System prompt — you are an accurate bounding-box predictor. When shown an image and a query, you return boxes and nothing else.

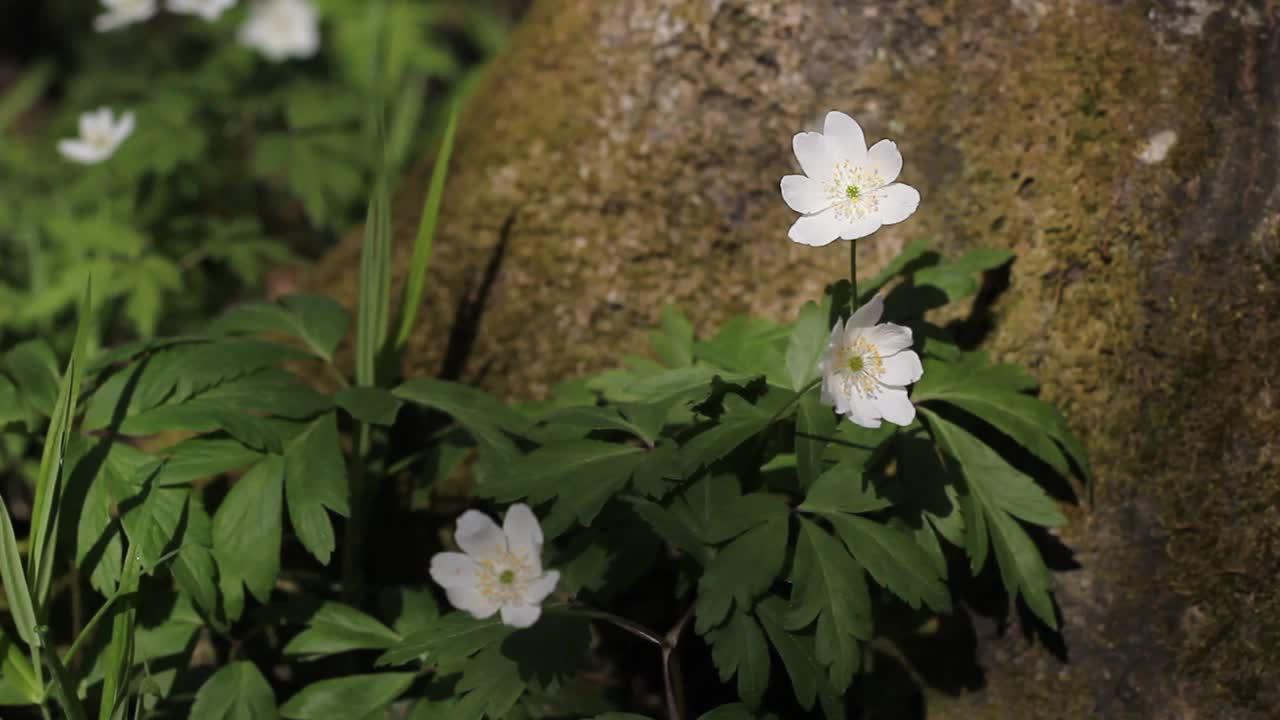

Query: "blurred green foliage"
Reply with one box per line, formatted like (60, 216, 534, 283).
(0, 0, 504, 346)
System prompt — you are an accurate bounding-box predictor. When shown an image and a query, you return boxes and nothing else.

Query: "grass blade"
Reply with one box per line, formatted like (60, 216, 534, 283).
(354, 1, 391, 388)
(394, 98, 459, 349)
(0, 494, 38, 649)
(43, 643, 88, 720)
(98, 550, 140, 720)
(27, 280, 92, 615)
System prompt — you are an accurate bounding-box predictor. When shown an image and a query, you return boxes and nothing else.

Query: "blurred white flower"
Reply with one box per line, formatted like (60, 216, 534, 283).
(238, 0, 321, 62)
(94, 0, 158, 32)
(818, 294, 923, 428)
(430, 504, 560, 629)
(781, 111, 921, 247)
(57, 108, 135, 165)
(167, 0, 237, 21)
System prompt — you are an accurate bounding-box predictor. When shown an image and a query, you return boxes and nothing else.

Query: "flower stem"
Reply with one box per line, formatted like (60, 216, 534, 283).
(564, 606, 663, 647)
(849, 238, 859, 315)
(341, 424, 371, 604)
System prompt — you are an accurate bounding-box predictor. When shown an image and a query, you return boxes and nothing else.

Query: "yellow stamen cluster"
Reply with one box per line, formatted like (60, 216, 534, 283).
(824, 159, 884, 222)
(475, 550, 533, 603)
(837, 333, 885, 398)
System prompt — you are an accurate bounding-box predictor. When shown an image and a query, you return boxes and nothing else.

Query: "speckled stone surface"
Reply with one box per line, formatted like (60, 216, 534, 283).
(310, 1, 1280, 717)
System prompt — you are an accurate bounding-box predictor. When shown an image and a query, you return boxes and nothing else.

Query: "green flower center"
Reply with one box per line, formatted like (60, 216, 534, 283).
(498, 570, 516, 585)
(845, 185, 861, 200)
(847, 355, 865, 373)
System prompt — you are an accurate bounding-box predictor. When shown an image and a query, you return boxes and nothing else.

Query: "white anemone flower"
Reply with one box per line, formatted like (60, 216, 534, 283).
(94, 0, 158, 32)
(818, 294, 924, 429)
(58, 108, 135, 165)
(430, 504, 560, 629)
(166, 0, 238, 21)
(238, 0, 321, 62)
(781, 111, 921, 247)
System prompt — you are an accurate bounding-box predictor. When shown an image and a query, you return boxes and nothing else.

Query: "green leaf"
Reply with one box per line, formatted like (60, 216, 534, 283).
(538, 406, 655, 446)
(285, 602, 401, 657)
(754, 597, 842, 718)
(28, 281, 91, 613)
(73, 449, 124, 594)
(213, 457, 284, 603)
(920, 408, 1066, 527)
(694, 316, 789, 379)
(787, 520, 870, 691)
(0, 494, 38, 648)
(828, 514, 950, 612)
(284, 414, 350, 565)
(394, 378, 530, 466)
(0, 626, 40, 704)
(678, 394, 775, 476)
(190, 661, 278, 720)
(480, 440, 647, 537)
(3, 339, 59, 417)
(911, 247, 1013, 302)
(799, 465, 890, 515)
(650, 305, 695, 368)
(695, 515, 788, 633)
(795, 391, 835, 490)
(859, 238, 929, 301)
(914, 354, 1088, 479)
(706, 610, 770, 707)
(628, 497, 711, 566)
(280, 673, 416, 720)
(376, 612, 510, 670)
(334, 386, 403, 425)
(785, 301, 827, 391)
(158, 436, 265, 485)
(397, 100, 458, 347)
(210, 295, 350, 361)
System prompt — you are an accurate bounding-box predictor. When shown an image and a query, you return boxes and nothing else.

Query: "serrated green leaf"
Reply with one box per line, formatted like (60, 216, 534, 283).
(284, 414, 350, 565)
(695, 515, 788, 633)
(911, 247, 1013, 302)
(394, 378, 530, 464)
(157, 436, 265, 485)
(787, 520, 870, 691)
(754, 597, 842, 718)
(213, 457, 284, 603)
(480, 440, 646, 537)
(914, 354, 1088, 479)
(376, 612, 510, 670)
(280, 673, 415, 720)
(538, 406, 654, 446)
(678, 394, 775, 476)
(190, 661, 278, 720)
(795, 391, 836, 490)
(285, 602, 401, 657)
(859, 238, 930, 301)
(828, 514, 950, 612)
(628, 497, 711, 566)
(799, 465, 890, 515)
(785, 301, 827, 391)
(334, 386, 403, 425)
(209, 294, 349, 360)
(3, 339, 58, 417)
(650, 305, 695, 368)
(694, 316, 789, 379)
(706, 611, 770, 707)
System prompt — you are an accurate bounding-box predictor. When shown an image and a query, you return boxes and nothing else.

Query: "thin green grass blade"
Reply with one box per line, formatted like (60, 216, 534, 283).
(355, 1, 392, 388)
(27, 280, 92, 615)
(394, 98, 459, 349)
(97, 550, 139, 720)
(0, 61, 52, 132)
(0, 494, 38, 650)
(43, 642, 87, 720)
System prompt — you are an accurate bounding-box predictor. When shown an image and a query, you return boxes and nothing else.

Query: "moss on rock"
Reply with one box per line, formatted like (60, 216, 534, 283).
(310, 1, 1280, 716)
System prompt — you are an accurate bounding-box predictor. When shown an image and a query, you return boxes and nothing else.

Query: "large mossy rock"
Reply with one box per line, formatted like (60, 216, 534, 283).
(311, 1, 1280, 717)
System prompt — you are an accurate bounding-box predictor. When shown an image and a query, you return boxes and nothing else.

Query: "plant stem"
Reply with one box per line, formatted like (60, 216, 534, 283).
(849, 238, 859, 315)
(341, 424, 371, 604)
(661, 605, 695, 720)
(565, 606, 663, 647)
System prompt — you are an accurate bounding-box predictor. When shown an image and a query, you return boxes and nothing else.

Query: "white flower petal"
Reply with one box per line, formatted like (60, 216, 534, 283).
(865, 139, 903, 185)
(880, 350, 923, 385)
(502, 503, 543, 554)
(873, 184, 921, 225)
(847, 294, 885, 329)
(844, 398, 883, 429)
(873, 386, 916, 426)
(500, 604, 542, 629)
(521, 570, 560, 605)
(788, 208, 848, 247)
(445, 587, 500, 620)
(839, 214, 883, 241)
(113, 111, 136, 145)
(428, 552, 479, 589)
(792, 131, 833, 181)
(780, 175, 830, 214)
(823, 111, 867, 166)
(866, 322, 913, 355)
(454, 510, 507, 561)
(58, 140, 106, 165)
